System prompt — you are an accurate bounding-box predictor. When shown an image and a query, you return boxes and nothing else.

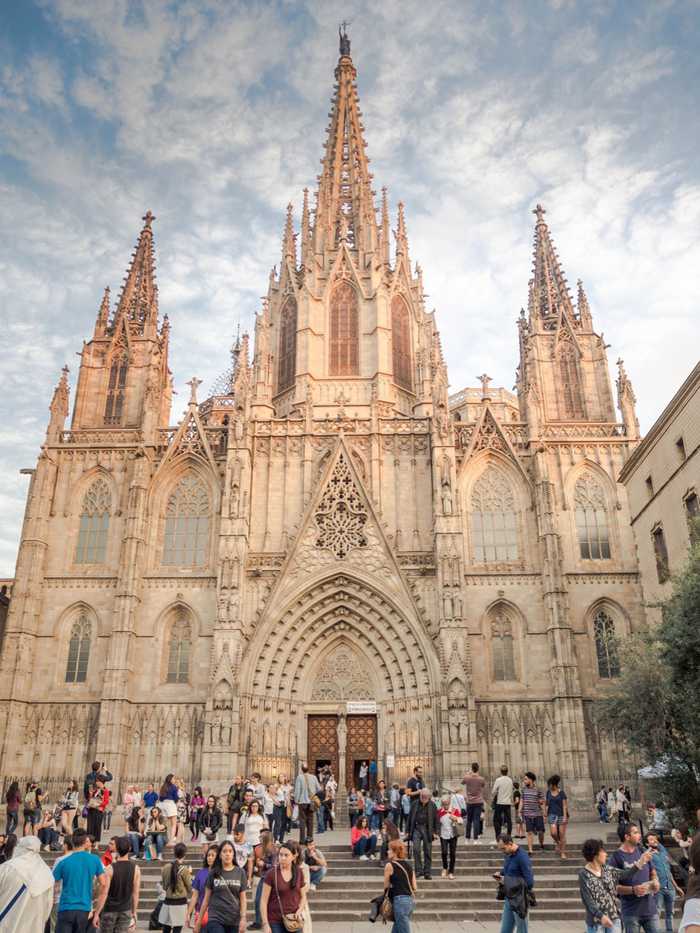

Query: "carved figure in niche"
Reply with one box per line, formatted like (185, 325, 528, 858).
(440, 457, 453, 514)
(248, 719, 257, 753)
(399, 721, 407, 754)
(442, 591, 453, 620)
(410, 721, 419, 752)
(386, 722, 395, 754)
(458, 709, 469, 744)
(336, 714, 347, 748)
(217, 595, 229, 621)
(275, 720, 285, 751)
(448, 708, 460, 745)
(289, 724, 298, 755)
(263, 720, 272, 753)
(213, 679, 233, 711)
(453, 591, 463, 619)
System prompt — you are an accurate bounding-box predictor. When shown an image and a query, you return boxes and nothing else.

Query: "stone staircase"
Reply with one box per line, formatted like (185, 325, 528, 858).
(41, 839, 681, 926)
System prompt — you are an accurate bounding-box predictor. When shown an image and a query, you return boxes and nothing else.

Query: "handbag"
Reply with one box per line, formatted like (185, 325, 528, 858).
(381, 859, 411, 923)
(274, 866, 304, 932)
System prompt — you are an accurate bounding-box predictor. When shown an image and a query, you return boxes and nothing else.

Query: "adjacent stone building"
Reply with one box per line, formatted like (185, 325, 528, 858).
(0, 32, 647, 798)
(619, 362, 700, 624)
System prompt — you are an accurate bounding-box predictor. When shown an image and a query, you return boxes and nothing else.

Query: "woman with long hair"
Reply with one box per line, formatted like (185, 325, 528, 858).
(351, 815, 377, 859)
(4, 782, 21, 836)
(194, 839, 248, 933)
(159, 773, 179, 845)
(383, 839, 418, 933)
(59, 780, 79, 838)
(189, 786, 206, 842)
(198, 795, 223, 852)
(578, 837, 652, 933)
(187, 842, 218, 930)
(158, 840, 192, 933)
(146, 805, 168, 861)
(0, 833, 18, 863)
(260, 839, 307, 933)
(545, 774, 570, 859)
(244, 798, 268, 850)
(126, 804, 144, 857)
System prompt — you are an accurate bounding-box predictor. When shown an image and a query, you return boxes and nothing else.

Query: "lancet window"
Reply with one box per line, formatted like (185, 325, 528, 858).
(65, 615, 92, 683)
(162, 474, 210, 567)
(166, 613, 191, 683)
(391, 295, 412, 390)
(75, 478, 111, 564)
(278, 298, 297, 392)
(594, 609, 620, 678)
(490, 605, 516, 682)
(329, 282, 359, 375)
(557, 340, 584, 419)
(471, 468, 519, 562)
(105, 353, 128, 425)
(574, 473, 611, 560)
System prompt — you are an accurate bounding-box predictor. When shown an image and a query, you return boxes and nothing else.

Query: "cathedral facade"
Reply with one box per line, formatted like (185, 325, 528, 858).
(0, 35, 645, 800)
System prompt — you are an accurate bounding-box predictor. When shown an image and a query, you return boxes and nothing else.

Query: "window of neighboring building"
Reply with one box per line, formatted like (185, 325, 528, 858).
(277, 297, 297, 392)
(105, 353, 128, 425)
(491, 605, 516, 681)
(65, 616, 92, 683)
(645, 475, 654, 499)
(574, 473, 611, 560)
(593, 609, 620, 679)
(166, 614, 191, 683)
(329, 281, 359, 375)
(652, 524, 670, 583)
(471, 467, 519, 562)
(675, 436, 686, 462)
(391, 295, 412, 391)
(75, 478, 111, 564)
(685, 491, 699, 545)
(162, 474, 210, 567)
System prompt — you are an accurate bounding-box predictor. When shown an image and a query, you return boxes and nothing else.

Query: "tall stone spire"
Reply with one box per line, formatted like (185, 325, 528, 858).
(47, 365, 70, 441)
(529, 204, 575, 325)
(282, 202, 296, 266)
(94, 286, 110, 337)
(300, 188, 312, 267)
(576, 278, 593, 329)
(616, 358, 640, 440)
(114, 211, 159, 335)
(313, 27, 378, 255)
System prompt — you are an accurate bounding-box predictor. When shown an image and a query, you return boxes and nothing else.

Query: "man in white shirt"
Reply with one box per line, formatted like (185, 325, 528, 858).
(491, 764, 514, 840)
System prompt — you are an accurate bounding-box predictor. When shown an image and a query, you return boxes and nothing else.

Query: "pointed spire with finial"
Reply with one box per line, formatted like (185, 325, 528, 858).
(576, 278, 593, 329)
(47, 365, 70, 440)
(529, 204, 575, 325)
(300, 187, 312, 267)
(313, 26, 378, 255)
(616, 358, 639, 440)
(379, 187, 390, 265)
(395, 201, 410, 264)
(94, 286, 110, 337)
(114, 211, 159, 335)
(282, 202, 296, 267)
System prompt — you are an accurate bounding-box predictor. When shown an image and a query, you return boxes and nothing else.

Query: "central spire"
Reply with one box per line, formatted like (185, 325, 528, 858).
(313, 28, 378, 256)
(529, 204, 575, 326)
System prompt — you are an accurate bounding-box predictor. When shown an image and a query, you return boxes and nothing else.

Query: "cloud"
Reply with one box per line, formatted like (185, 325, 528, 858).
(0, 0, 698, 573)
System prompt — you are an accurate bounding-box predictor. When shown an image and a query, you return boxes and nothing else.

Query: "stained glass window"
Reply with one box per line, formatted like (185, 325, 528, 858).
(594, 609, 620, 678)
(574, 473, 611, 560)
(278, 298, 297, 392)
(65, 616, 91, 683)
(75, 478, 111, 564)
(167, 614, 191, 683)
(471, 468, 519, 562)
(391, 295, 412, 390)
(105, 353, 128, 425)
(558, 341, 584, 419)
(329, 282, 359, 375)
(491, 606, 516, 681)
(163, 474, 210, 567)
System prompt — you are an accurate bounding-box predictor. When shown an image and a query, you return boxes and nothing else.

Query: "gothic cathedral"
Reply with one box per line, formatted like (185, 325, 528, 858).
(0, 33, 645, 801)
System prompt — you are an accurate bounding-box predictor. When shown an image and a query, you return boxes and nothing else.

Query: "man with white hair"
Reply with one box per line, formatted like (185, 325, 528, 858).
(0, 834, 54, 931)
(406, 786, 438, 880)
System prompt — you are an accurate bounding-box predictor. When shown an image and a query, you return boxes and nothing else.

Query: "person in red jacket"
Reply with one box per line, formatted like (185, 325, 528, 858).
(87, 776, 110, 842)
(350, 816, 378, 860)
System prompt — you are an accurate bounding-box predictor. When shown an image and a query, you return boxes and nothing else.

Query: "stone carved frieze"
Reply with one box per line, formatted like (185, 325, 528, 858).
(311, 643, 373, 701)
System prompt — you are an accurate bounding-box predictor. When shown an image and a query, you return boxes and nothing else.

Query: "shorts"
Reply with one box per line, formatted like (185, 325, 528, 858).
(23, 811, 39, 825)
(547, 814, 566, 826)
(159, 798, 177, 819)
(524, 815, 544, 833)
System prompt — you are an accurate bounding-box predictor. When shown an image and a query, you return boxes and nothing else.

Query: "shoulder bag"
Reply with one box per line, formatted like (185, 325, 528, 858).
(381, 859, 412, 922)
(305, 774, 321, 812)
(274, 867, 304, 932)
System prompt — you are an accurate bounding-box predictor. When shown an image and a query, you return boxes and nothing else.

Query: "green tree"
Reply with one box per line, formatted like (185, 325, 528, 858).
(597, 528, 700, 821)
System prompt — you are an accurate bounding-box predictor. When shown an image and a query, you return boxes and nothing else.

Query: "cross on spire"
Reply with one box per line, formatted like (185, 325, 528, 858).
(477, 373, 492, 397)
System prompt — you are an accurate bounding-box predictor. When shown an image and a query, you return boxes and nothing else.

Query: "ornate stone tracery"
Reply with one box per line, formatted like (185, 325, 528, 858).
(314, 453, 368, 559)
(311, 642, 373, 700)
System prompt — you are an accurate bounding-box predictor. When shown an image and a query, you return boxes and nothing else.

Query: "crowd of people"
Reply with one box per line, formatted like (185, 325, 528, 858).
(0, 758, 698, 933)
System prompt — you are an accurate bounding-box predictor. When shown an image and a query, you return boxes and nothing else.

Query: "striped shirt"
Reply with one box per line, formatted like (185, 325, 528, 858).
(520, 785, 543, 818)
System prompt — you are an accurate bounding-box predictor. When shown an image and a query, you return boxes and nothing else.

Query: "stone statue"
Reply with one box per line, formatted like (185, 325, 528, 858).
(441, 485, 453, 515)
(339, 23, 351, 56)
(448, 707, 460, 745)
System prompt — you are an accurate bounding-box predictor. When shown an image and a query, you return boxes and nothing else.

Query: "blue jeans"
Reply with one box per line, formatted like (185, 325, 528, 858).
(353, 835, 377, 857)
(56, 912, 92, 933)
(148, 832, 165, 856)
(255, 874, 264, 924)
(270, 924, 289, 933)
(316, 806, 326, 833)
(207, 923, 238, 933)
(310, 865, 327, 886)
(466, 803, 483, 840)
(128, 831, 141, 856)
(622, 917, 660, 933)
(587, 922, 622, 933)
(656, 889, 675, 933)
(500, 899, 528, 933)
(391, 894, 415, 933)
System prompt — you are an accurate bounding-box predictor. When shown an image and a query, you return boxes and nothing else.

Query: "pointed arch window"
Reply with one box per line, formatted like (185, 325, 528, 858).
(75, 478, 111, 564)
(574, 473, 611, 560)
(557, 340, 584, 419)
(471, 467, 519, 562)
(491, 605, 516, 681)
(594, 609, 620, 678)
(278, 297, 297, 392)
(329, 281, 359, 375)
(391, 295, 412, 391)
(166, 613, 191, 683)
(162, 474, 210, 567)
(65, 615, 92, 683)
(105, 353, 128, 425)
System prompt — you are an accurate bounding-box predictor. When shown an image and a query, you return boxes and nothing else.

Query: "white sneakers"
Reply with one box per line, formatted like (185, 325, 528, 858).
(359, 854, 369, 860)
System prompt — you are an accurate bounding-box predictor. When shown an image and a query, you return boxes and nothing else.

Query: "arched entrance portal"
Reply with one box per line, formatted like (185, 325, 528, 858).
(241, 573, 441, 787)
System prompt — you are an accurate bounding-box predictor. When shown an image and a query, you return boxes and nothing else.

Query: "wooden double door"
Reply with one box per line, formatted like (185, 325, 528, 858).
(307, 714, 377, 789)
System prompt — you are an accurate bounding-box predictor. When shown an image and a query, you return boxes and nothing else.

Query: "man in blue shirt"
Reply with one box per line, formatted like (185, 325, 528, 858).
(53, 828, 109, 933)
(143, 783, 159, 810)
(496, 833, 534, 933)
(646, 831, 684, 933)
(609, 822, 661, 933)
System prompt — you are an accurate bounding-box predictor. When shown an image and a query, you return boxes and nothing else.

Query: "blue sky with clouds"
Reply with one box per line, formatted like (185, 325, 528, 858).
(1, 0, 699, 576)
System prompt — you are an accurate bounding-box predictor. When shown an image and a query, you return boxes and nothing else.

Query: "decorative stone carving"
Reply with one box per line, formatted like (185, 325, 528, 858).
(315, 453, 368, 559)
(311, 643, 373, 701)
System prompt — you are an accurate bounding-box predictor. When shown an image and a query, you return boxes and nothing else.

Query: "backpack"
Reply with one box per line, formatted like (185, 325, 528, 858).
(24, 790, 36, 809)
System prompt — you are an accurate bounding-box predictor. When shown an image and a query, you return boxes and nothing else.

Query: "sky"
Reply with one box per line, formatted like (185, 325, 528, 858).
(1, 0, 699, 576)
